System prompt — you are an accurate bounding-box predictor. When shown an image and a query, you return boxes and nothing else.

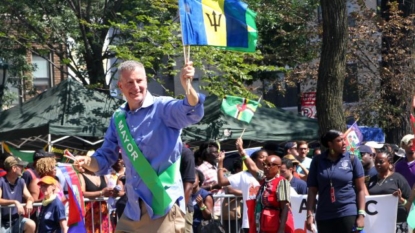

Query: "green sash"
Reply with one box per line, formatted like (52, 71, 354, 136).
(114, 110, 180, 216)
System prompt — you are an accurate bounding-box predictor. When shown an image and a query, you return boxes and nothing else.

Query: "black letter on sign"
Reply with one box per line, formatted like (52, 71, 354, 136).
(299, 199, 307, 213)
(366, 200, 378, 215)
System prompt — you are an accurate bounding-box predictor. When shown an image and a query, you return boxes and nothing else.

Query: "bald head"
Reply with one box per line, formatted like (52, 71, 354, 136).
(267, 155, 281, 164)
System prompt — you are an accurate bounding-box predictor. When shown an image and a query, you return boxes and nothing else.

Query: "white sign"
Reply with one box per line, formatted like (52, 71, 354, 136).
(290, 194, 398, 233)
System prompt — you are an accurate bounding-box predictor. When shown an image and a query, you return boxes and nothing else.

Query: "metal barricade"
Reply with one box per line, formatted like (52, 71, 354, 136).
(212, 194, 244, 233)
(0, 197, 113, 233)
(0, 195, 244, 233)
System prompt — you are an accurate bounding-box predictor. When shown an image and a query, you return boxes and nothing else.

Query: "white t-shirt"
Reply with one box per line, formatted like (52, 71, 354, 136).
(227, 171, 260, 228)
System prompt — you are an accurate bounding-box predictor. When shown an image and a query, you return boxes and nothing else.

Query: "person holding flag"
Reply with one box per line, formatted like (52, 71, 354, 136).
(73, 60, 204, 233)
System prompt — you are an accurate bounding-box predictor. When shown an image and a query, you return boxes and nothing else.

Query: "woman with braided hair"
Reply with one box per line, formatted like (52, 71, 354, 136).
(367, 151, 411, 233)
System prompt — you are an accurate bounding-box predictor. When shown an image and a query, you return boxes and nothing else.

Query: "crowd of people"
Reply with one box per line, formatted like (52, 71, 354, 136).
(0, 59, 414, 233)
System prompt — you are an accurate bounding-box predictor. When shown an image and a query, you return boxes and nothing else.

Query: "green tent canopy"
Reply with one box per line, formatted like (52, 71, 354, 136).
(0, 81, 318, 150)
(0, 78, 121, 141)
(182, 96, 319, 143)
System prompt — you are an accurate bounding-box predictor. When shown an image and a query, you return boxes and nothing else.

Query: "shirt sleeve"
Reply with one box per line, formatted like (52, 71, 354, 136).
(277, 179, 291, 202)
(352, 155, 364, 179)
(307, 156, 319, 188)
(228, 172, 243, 190)
(93, 117, 120, 176)
(180, 148, 196, 183)
(397, 173, 411, 199)
(160, 94, 205, 129)
(56, 200, 67, 221)
(298, 180, 308, 195)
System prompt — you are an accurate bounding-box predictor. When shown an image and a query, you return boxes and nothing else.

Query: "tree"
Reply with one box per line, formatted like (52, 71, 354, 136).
(345, 0, 415, 143)
(378, 0, 415, 142)
(316, 0, 348, 133)
(0, 0, 319, 105)
(0, 0, 131, 86)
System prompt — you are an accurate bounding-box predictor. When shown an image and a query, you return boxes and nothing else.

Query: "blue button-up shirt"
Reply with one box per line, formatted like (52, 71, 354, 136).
(93, 91, 205, 220)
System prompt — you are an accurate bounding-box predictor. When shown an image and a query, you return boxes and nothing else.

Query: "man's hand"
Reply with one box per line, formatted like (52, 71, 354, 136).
(25, 201, 33, 214)
(217, 151, 225, 164)
(180, 61, 195, 92)
(15, 201, 25, 215)
(235, 137, 244, 154)
(73, 156, 91, 173)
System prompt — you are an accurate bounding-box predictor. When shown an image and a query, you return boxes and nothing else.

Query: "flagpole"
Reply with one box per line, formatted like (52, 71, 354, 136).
(240, 127, 246, 138)
(344, 118, 360, 135)
(186, 46, 191, 94)
(181, 45, 191, 95)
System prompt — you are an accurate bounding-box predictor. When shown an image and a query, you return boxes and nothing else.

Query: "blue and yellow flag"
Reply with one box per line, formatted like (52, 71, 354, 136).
(179, 0, 257, 52)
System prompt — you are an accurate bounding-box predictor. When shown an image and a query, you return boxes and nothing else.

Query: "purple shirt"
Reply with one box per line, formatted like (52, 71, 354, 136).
(395, 158, 415, 187)
(93, 92, 205, 220)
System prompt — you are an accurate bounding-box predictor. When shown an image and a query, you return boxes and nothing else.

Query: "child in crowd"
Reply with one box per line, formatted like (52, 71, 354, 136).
(37, 176, 68, 233)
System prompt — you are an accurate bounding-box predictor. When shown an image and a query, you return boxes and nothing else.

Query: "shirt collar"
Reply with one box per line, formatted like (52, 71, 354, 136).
(121, 91, 154, 112)
(321, 150, 347, 160)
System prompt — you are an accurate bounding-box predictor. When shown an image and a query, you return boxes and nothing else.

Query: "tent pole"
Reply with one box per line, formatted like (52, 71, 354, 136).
(48, 134, 52, 152)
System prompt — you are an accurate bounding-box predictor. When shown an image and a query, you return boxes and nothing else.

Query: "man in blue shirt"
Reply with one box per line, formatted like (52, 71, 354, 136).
(280, 159, 308, 194)
(74, 60, 204, 233)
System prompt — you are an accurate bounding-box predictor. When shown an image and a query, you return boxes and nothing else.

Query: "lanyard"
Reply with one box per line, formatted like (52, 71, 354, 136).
(325, 159, 337, 203)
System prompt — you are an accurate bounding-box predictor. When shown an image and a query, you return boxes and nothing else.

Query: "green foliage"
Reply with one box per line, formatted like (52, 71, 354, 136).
(0, 0, 319, 105)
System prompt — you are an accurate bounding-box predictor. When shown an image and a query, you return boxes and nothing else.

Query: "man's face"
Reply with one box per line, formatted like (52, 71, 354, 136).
(206, 146, 219, 164)
(279, 164, 291, 179)
(360, 152, 373, 167)
(297, 144, 309, 158)
(403, 140, 414, 154)
(13, 165, 24, 176)
(118, 68, 148, 106)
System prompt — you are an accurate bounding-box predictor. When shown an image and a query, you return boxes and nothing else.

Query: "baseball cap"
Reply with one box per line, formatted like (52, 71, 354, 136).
(400, 134, 414, 147)
(284, 142, 296, 150)
(395, 148, 406, 158)
(364, 141, 384, 149)
(37, 176, 57, 186)
(283, 154, 300, 165)
(4, 156, 29, 170)
(358, 145, 373, 154)
(33, 150, 55, 161)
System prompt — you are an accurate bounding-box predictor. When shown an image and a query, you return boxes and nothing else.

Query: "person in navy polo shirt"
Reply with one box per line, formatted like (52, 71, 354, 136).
(306, 130, 366, 233)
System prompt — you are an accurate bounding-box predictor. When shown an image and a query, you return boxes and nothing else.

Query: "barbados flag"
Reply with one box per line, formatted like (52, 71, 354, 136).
(179, 0, 257, 52)
(221, 95, 259, 123)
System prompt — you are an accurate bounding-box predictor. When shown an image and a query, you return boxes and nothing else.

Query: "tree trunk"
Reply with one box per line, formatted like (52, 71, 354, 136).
(316, 0, 348, 134)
